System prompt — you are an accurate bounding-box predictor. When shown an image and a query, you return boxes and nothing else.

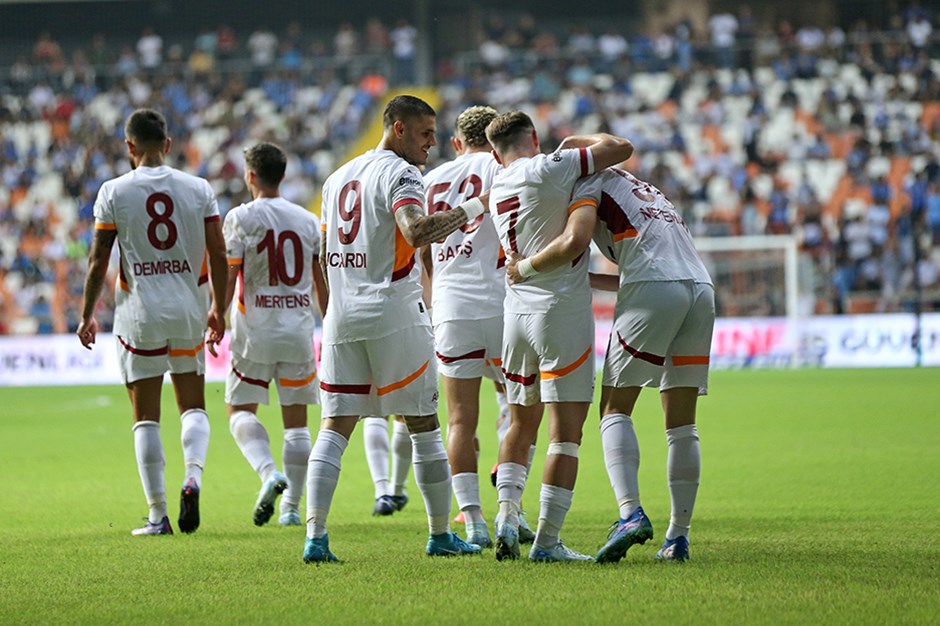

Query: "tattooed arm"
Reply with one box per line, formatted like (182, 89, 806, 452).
(395, 191, 490, 249)
(77, 228, 117, 349)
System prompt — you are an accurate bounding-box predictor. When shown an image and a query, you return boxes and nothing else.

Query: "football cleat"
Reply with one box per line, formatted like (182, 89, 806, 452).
(655, 536, 690, 562)
(426, 532, 482, 557)
(303, 534, 339, 563)
(466, 522, 493, 548)
(595, 506, 654, 563)
(390, 494, 409, 512)
(178, 478, 200, 534)
(518, 511, 536, 544)
(253, 471, 288, 526)
(131, 516, 173, 536)
(490, 463, 498, 487)
(372, 495, 397, 516)
(279, 509, 302, 526)
(494, 524, 520, 561)
(529, 541, 594, 563)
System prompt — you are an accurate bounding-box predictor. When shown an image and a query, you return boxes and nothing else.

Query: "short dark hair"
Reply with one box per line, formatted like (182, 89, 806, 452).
(485, 111, 534, 153)
(456, 105, 498, 148)
(243, 142, 287, 187)
(383, 95, 436, 129)
(124, 108, 168, 146)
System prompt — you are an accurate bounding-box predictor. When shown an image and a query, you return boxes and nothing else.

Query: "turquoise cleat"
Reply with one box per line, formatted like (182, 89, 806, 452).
(494, 524, 520, 561)
(278, 509, 302, 526)
(466, 522, 493, 548)
(595, 506, 654, 563)
(253, 471, 288, 526)
(426, 532, 482, 556)
(303, 534, 339, 563)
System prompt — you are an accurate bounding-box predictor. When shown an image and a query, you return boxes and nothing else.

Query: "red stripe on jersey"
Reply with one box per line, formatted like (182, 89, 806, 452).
(436, 349, 486, 364)
(501, 368, 538, 386)
(232, 366, 270, 389)
(320, 381, 372, 394)
(579, 148, 589, 177)
(598, 191, 636, 239)
(392, 198, 423, 213)
(118, 246, 129, 292)
(118, 336, 169, 357)
(204, 215, 221, 223)
(616, 332, 665, 366)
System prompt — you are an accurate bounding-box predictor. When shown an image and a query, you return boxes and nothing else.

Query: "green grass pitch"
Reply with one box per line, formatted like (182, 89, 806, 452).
(1, 368, 938, 625)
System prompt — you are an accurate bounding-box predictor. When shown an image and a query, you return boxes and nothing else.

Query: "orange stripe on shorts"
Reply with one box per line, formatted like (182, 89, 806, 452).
(671, 355, 709, 366)
(540, 347, 592, 380)
(377, 360, 429, 396)
(169, 341, 205, 358)
(279, 370, 318, 388)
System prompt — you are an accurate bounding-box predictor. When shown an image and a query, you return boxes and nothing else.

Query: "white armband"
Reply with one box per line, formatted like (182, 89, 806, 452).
(460, 197, 485, 222)
(517, 258, 539, 278)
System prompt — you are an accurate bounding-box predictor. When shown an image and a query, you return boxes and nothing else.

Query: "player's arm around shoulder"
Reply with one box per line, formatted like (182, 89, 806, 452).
(395, 191, 490, 249)
(505, 199, 597, 284)
(559, 133, 634, 172)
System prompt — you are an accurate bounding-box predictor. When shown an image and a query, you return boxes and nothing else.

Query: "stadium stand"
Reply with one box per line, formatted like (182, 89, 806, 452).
(1, 8, 939, 333)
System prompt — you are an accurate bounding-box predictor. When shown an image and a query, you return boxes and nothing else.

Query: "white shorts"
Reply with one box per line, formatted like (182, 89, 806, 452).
(226, 354, 319, 406)
(603, 281, 715, 395)
(434, 316, 504, 381)
(502, 307, 595, 406)
(116, 335, 205, 385)
(319, 325, 439, 418)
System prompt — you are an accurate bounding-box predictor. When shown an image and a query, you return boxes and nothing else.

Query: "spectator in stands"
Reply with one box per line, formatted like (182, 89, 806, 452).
(390, 19, 418, 86)
(136, 28, 163, 70)
(708, 11, 737, 68)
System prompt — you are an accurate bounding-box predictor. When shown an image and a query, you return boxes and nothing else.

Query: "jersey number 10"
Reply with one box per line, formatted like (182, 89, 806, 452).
(258, 229, 303, 286)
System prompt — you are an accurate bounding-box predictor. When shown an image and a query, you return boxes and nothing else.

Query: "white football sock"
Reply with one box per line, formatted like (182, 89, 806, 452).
(305, 429, 348, 538)
(133, 420, 166, 523)
(453, 472, 485, 525)
(496, 462, 527, 529)
(391, 420, 412, 496)
(229, 410, 277, 483)
(281, 426, 311, 513)
(411, 429, 452, 536)
(361, 417, 391, 499)
(495, 390, 510, 445)
(534, 483, 573, 549)
(180, 408, 210, 487)
(600, 413, 641, 519)
(665, 424, 700, 540)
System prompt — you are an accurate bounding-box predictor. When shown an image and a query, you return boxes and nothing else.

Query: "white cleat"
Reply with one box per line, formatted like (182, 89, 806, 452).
(528, 541, 594, 563)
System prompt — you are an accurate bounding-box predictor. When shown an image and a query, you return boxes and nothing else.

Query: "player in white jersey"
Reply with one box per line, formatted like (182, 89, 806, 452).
(420, 105, 510, 547)
(485, 111, 634, 562)
(507, 164, 714, 563)
(208, 143, 327, 528)
(78, 108, 227, 536)
(303, 95, 492, 562)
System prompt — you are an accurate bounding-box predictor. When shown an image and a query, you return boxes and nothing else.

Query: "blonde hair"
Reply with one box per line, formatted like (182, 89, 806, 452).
(456, 105, 498, 148)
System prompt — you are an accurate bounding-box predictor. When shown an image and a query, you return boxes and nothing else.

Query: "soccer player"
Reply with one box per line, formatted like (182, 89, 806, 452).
(507, 164, 714, 563)
(362, 415, 412, 516)
(304, 95, 490, 562)
(421, 104, 507, 547)
(78, 108, 227, 536)
(210, 142, 327, 528)
(485, 111, 633, 562)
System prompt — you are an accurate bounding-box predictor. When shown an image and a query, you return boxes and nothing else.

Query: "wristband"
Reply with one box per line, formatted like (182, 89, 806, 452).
(518, 258, 539, 278)
(460, 197, 485, 221)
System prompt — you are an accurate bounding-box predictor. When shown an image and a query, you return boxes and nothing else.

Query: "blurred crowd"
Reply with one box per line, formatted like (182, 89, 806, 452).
(1, 6, 939, 334)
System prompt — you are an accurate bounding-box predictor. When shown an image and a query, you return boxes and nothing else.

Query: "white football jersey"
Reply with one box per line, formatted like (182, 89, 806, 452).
(576, 167, 712, 285)
(94, 165, 218, 342)
(320, 149, 428, 343)
(488, 148, 595, 314)
(224, 196, 320, 364)
(424, 151, 504, 323)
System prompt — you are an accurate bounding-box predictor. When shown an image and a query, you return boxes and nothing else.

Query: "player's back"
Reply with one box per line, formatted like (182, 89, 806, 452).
(320, 149, 426, 342)
(95, 165, 218, 342)
(489, 149, 594, 314)
(424, 151, 504, 323)
(226, 196, 319, 363)
(584, 168, 711, 285)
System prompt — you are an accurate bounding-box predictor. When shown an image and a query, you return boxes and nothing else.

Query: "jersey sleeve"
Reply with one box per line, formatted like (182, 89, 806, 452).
(389, 164, 426, 214)
(203, 180, 221, 224)
(222, 209, 245, 265)
(544, 148, 595, 193)
(310, 213, 322, 254)
(569, 174, 603, 212)
(92, 183, 116, 231)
